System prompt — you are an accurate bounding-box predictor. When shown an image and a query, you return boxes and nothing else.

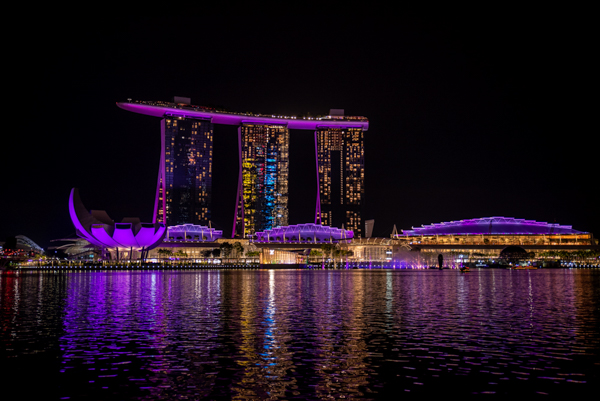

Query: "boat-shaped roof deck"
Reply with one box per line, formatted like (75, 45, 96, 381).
(117, 100, 369, 131)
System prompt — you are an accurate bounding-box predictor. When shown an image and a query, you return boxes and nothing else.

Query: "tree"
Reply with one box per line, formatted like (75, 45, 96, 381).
(321, 244, 335, 258)
(157, 248, 173, 257)
(212, 248, 221, 258)
(309, 249, 322, 261)
(320, 244, 336, 266)
(343, 250, 353, 264)
(220, 242, 233, 258)
(246, 250, 260, 258)
(330, 249, 352, 267)
(233, 242, 244, 258)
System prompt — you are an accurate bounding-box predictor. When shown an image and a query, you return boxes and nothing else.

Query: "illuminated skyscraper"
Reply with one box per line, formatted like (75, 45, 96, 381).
(117, 100, 368, 238)
(233, 124, 289, 237)
(315, 125, 364, 237)
(154, 116, 213, 226)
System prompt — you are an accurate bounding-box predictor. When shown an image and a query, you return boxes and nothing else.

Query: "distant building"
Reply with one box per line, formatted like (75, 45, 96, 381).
(48, 238, 99, 259)
(0, 235, 44, 256)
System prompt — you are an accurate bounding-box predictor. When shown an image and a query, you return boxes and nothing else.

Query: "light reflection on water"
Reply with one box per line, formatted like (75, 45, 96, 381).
(1, 269, 599, 399)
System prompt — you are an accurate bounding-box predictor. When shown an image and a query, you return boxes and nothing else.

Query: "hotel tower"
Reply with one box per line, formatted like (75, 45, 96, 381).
(155, 115, 213, 226)
(117, 100, 368, 237)
(233, 124, 289, 238)
(316, 125, 365, 236)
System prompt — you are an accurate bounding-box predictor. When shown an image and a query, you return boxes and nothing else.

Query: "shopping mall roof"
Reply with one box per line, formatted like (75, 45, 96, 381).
(401, 217, 587, 236)
(255, 223, 354, 243)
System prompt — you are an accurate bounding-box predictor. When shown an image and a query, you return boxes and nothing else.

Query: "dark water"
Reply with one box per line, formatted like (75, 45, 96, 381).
(2, 269, 599, 399)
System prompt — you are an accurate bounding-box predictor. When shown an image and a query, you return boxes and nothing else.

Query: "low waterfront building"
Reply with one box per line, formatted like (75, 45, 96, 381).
(391, 216, 599, 265)
(146, 238, 257, 262)
(339, 237, 395, 263)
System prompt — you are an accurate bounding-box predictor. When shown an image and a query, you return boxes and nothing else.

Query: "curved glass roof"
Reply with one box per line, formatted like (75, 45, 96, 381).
(401, 217, 586, 236)
(256, 223, 353, 242)
(165, 224, 223, 241)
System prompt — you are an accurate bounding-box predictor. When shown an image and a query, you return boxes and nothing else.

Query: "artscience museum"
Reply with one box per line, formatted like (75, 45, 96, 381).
(69, 188, 166, 260)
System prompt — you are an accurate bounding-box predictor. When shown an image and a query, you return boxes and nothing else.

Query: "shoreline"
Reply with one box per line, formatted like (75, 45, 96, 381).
(4, 263, 599, 271)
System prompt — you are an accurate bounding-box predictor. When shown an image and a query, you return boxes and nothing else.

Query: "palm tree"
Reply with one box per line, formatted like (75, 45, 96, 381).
(157, 248, 173, 258)
(309, 249, 322, 263)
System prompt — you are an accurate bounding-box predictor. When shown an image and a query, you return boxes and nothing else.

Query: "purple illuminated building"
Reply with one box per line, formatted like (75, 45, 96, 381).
(400, 216, 587, 236)
(384, 216, 599, 265)
(117, 100, 369, 238)
(255, 223, 353, 243)
(391, 216, 596, 259)
(69, 188, 166, 259)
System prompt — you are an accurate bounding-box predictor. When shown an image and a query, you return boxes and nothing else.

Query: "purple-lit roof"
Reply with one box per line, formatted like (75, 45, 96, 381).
(255, 223, 353, 242)
(165, 224, 223, 242)
(117, 101, 369, 131)
(400, 217, 586, 236)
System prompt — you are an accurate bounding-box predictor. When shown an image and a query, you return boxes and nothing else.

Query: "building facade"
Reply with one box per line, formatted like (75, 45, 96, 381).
(392, 216, 598, 263)
(316, 127, 365, 237)
(155, 116, 213, 226)
(233, 124, 289, 238)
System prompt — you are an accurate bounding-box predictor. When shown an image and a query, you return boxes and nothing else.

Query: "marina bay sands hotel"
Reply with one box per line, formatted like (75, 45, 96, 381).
(117, 98, 368, 238)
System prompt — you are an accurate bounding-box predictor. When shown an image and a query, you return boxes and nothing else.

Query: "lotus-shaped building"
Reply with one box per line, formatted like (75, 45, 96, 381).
(69, 188, 166, 258)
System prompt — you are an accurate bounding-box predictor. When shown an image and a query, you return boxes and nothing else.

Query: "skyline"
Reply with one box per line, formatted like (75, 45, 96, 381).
(4, 15, 596, 249)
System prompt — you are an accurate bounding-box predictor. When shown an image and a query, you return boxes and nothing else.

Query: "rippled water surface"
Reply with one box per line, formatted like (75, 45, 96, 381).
(2, 269, 600, 399)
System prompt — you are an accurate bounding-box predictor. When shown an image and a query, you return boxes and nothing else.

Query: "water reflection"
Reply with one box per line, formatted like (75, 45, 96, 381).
(1, 269, 599, 399)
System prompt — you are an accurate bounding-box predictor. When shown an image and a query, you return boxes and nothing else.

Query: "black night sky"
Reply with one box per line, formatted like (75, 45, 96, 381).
(4, 15, 597, 248)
